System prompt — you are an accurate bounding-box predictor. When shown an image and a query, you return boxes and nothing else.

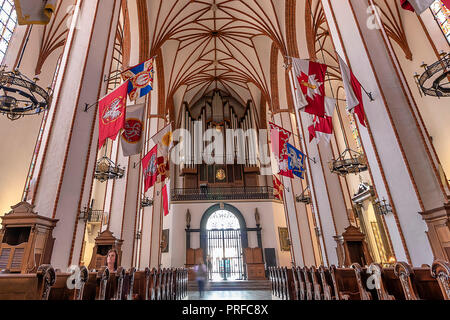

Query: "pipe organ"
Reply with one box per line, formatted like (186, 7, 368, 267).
(179, 91, 261, 188)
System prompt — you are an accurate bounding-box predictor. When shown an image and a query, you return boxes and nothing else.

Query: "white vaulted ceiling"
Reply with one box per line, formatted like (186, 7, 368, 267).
(145, 0, 292, 116)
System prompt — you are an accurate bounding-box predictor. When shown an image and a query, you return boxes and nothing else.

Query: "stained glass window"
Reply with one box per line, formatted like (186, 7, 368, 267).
(431, 1, 450, 44)
(206, 210, 240, 230)
(0, 0, 17, 63)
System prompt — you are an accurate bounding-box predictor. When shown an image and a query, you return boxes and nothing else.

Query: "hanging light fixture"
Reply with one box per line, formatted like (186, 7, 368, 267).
(0, 67, 52, 121)
(141, 196, 153, 208)
(0, 27, 52, 121)
(329, 148, 368, 177)
(296, 186, 312, 204)
(414, 52, 449, 98)
(94, 156, 125, 183)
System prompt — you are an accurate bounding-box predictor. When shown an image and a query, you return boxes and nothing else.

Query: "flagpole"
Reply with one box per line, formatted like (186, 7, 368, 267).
(288, 63, 327, 265)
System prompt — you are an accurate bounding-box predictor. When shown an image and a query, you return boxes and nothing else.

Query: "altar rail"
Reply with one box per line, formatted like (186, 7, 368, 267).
(171, 186, 277, 201)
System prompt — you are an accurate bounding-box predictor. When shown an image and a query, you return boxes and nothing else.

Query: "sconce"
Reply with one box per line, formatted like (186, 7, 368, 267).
(374, 198, 392, 215)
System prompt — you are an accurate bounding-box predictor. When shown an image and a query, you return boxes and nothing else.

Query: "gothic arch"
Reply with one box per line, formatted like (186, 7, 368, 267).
(199, 203, 249, 263)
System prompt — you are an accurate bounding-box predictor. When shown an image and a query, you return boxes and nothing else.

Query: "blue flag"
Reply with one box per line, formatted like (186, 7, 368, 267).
(286, 143, 305, 179)
(122, 58, 154, 101)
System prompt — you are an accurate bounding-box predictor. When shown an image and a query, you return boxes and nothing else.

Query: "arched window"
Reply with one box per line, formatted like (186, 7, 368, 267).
(0, 0, 17, 63)
(206, 210, 240, 230)
(431, 1, 450, 43)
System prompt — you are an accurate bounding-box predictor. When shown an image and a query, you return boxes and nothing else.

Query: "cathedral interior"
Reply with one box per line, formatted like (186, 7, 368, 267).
(0, 0, 449, 302)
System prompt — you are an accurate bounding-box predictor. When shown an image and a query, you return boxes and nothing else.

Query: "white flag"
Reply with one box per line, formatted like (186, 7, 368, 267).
(121, 104, 146, 157)
(14, 0, 57, 25)
(291, 58, 309, 109)
(151, 123, 173, 157)
(402, 0, 435, 14)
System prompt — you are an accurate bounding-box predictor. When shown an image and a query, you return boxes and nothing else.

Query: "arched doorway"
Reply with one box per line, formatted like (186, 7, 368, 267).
(200, 204, 248, 281)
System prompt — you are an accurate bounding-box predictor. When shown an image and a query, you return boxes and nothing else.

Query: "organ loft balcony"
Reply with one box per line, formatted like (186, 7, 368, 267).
(171, 186, 278, 202)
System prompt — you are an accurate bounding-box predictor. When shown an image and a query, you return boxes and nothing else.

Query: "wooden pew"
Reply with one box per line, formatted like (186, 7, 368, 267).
(350, 263, 373, 300)
(310, 266, 323, 300)
(268, 267, 274, 295)
(275, 267, 282, 298)
(291, 267, 300, 300)
(394, 261, 446, 300)
(318, 266, 335, 300)
(283, 267, 296, 300)
(48, 266, 88, 300)
(431, 260, 450, 300)
(330, 265, 363, 300)
(302, 267, 313, 300)
(149, 268, 157, 300)
(393, 262, 420, 300)
(366, 263, 395, 300)
(131, 268, 150, 300)
(0, 265, 56, 300)
(123, 267, 136, 300)
(156, 269, 162, 300)
(296, 266, 306, 300)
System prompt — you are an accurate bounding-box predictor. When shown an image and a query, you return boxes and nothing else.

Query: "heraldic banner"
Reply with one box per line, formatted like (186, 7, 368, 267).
(121, 103, 146, 157)
(142, 145, 158, 192)
(98, 82, 128, 150)
(269, 122, 294, 178)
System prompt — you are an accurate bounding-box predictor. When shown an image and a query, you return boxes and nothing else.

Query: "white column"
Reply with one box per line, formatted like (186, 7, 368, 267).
(29, 0, 122, 269)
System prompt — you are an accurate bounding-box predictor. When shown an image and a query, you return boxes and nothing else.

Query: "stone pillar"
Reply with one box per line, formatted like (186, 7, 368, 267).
(322, 0, 449, 265)
(27, 0, 122, 269)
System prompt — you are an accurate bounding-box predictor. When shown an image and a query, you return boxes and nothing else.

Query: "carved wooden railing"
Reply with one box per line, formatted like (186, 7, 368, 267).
(171, 186, 277, 201)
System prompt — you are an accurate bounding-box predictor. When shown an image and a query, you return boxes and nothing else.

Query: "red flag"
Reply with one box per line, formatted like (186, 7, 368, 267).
(98, 81, 128, 150)
(157, 156, 169, 182)
(273, 176, 284, 201)
(291, 58, 327, 118)
(338, 55, 367, 127)
(308, 124, 316, 143)
(269, 122, 294, 178)
(162, 179, 170, 216)
(309, 97, 336, 144)
(142, 145, 158, 192)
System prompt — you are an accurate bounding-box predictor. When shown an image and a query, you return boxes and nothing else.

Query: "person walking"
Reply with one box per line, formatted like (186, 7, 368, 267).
(193, 260, 208, 299)
(206, 255, 213, 281)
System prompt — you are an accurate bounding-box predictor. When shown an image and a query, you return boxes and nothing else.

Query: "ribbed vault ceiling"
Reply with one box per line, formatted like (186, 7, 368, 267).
(146, 0, 292, 112)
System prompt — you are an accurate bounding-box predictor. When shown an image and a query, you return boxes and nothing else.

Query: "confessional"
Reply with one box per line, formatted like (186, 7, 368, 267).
(0, 202, 58, 273)
(88, 230, 123, 271)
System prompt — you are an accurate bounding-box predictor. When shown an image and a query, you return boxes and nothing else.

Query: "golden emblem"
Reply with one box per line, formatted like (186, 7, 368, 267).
(216, 169, 226, 181)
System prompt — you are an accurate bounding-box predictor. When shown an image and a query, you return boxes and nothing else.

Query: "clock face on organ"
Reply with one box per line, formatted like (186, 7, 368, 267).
(216, 169, 226, 181)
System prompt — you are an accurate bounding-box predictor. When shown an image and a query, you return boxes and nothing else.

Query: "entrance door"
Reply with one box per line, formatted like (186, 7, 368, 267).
(206, 210, 244, 281)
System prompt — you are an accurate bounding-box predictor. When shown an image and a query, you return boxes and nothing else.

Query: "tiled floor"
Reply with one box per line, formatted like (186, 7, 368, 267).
(188, 290, 278, 300)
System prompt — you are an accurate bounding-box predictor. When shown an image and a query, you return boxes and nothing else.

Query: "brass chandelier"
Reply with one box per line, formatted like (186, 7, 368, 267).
(94, 156, 125, 183)
(329, 148, 368, 177)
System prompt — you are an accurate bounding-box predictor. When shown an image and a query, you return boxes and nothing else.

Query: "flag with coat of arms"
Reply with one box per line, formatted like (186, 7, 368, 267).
(122, 58, 154, 101)
(286, 143, 306, 179)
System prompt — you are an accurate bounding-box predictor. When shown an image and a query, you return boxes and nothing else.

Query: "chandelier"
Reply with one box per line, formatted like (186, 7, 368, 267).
(329, 148, 368, 177)
(0, 67, 52, 120)
(296, 186, 312, 204)
(414, 52, 449, 97)
(94, 156, 125, 183)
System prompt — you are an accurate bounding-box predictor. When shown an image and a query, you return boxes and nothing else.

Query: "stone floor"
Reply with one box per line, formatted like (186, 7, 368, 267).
(188, 290, 280, 300)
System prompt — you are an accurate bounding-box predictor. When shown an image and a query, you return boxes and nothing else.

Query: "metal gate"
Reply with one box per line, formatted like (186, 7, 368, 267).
(207, 229, 244, 281)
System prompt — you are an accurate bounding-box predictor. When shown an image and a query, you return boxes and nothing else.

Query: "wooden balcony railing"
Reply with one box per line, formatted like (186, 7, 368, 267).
(171, 186, 277, 201)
